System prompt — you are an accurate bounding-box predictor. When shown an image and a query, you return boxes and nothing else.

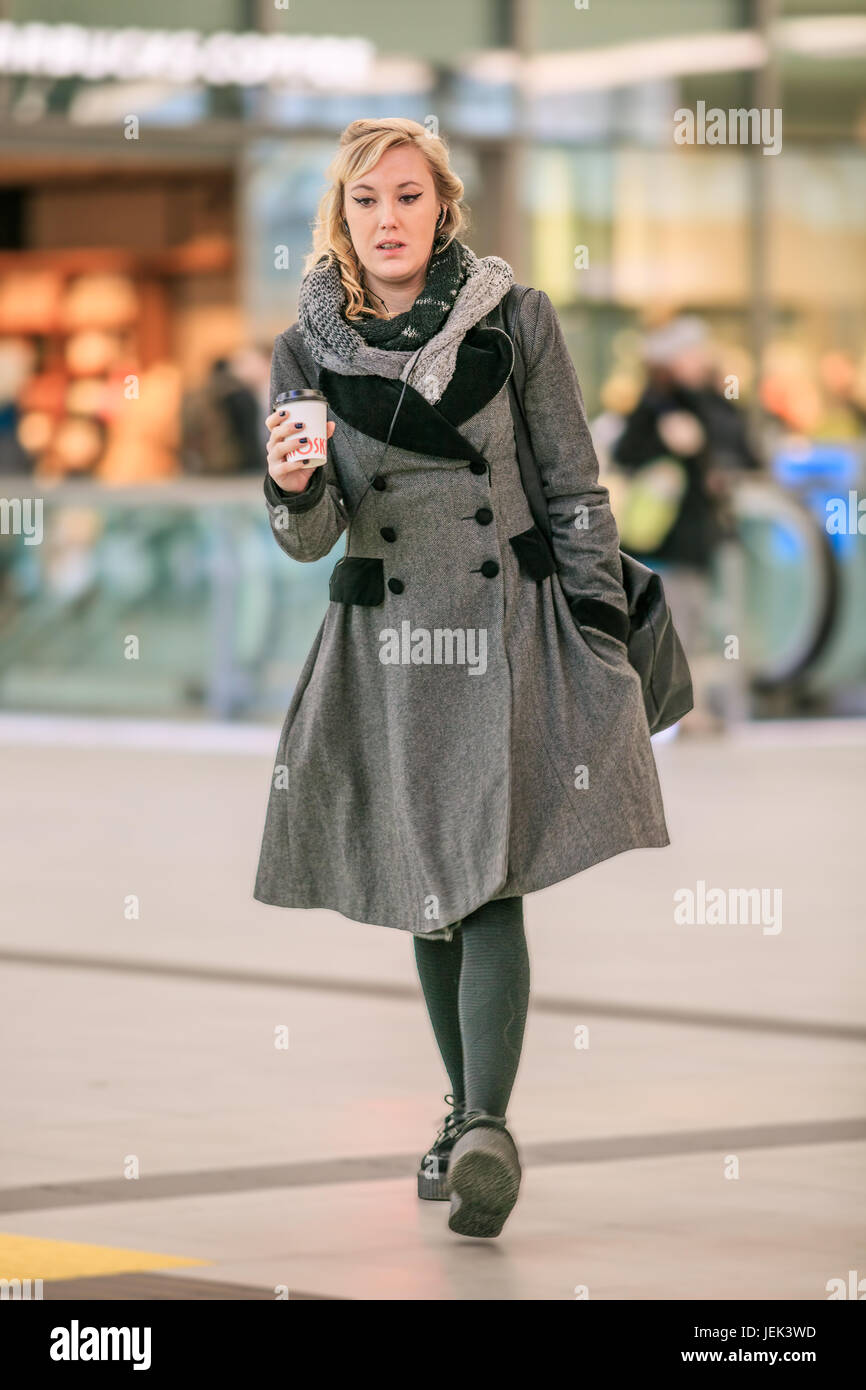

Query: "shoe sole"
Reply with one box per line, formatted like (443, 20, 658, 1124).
(446, 1131, 520, 1238)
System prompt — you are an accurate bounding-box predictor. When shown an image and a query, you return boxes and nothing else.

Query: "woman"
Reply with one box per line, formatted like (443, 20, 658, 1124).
(254, 117, 670, 1239)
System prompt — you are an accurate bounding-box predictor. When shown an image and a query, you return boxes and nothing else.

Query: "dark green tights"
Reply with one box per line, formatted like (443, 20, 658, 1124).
(412, 896, 530, 1118)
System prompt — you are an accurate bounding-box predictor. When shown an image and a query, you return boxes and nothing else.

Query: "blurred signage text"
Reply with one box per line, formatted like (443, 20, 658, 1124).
(0, 23, 374, 88)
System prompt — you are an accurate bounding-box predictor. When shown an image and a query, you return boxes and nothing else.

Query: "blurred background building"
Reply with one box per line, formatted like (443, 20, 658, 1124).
(0, 0, 864, 721)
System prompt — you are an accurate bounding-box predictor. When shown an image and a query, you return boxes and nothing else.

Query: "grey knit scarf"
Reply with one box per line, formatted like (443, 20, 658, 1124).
(349, 236, 470, 350)
(297, 240, 514, 404)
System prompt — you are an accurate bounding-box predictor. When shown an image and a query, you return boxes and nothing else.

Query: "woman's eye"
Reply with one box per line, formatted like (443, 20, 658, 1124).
(351, 194, 421, 207)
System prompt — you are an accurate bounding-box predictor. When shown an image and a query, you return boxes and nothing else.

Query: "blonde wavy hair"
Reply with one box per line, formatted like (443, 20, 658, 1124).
(305, 117, 468, 322)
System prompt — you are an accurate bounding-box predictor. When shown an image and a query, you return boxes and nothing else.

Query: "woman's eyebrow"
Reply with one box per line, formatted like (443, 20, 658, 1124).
(349, 180, 424, 191)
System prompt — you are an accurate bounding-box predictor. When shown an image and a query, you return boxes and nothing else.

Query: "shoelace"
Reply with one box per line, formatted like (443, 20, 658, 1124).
(429, 1093, 511, 1154)
(430, 1093, 466, 1150)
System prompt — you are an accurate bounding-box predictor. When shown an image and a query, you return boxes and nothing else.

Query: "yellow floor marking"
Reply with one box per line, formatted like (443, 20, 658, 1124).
(0, 1232, 210, 1281)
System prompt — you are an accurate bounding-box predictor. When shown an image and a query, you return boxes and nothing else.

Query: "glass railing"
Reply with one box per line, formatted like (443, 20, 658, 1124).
(1, 455, 864, 722)
(0, 476, 344, 721)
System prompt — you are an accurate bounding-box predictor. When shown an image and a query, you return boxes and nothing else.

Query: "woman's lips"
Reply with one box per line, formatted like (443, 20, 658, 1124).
(376, 242, 406, 256)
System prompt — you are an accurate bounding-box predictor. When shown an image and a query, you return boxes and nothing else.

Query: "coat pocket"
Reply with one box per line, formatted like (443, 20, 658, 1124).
(570, 596, 631, 647)
(329, 556, 384, 606)
(576, 623, 632, 673)
(509, 523, 557, 581)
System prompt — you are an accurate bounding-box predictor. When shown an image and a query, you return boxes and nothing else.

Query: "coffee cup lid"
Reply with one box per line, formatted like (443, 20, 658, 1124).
(274, 389, 326, 405)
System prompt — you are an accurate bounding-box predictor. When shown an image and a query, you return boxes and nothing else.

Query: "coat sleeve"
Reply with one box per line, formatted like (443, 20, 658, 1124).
(264, 330, 349, 563)
(521, 289, 630, 645)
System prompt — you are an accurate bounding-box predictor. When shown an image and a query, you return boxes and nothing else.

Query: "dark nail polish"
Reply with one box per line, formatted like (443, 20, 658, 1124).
(299, 436, 308, 444)
(293, 421, 304, 429)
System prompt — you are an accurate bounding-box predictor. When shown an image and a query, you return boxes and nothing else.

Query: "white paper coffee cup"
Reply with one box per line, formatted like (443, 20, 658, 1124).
(274, 388, 328, 467)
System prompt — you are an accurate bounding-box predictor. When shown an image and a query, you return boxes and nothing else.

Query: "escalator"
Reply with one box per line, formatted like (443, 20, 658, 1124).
(731, 443, 865, 708)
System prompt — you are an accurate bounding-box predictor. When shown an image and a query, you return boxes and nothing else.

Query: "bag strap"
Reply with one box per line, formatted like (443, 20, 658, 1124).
(503, 284, 555, 553)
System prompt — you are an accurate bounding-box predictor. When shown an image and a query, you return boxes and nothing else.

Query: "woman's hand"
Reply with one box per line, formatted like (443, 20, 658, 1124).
(266, 411, 336, 494)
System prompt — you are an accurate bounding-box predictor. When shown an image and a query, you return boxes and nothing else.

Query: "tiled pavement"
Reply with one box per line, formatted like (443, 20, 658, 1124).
(1, 721, 863, 1300)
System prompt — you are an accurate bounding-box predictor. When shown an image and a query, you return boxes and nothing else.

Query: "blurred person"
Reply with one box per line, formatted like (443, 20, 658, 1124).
(253, 117, 672, 1239)
(759, 342, 824, 443)
(230, 343, 273, 469)
(180, 355, 264, 475)
(816, 350, 866, 438)
(590, 370, 642, 474)
(612, 315, 761, 730)
(0, 338, 37, 474)
(231, 343, 273, 418)
(761, 343, 866, 441)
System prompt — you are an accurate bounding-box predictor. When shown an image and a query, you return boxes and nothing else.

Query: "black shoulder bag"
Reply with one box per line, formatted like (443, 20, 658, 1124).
(503, 284, 694, 735)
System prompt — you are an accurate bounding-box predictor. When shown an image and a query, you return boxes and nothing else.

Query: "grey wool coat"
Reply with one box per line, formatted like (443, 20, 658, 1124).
(253, 286, 670, 937)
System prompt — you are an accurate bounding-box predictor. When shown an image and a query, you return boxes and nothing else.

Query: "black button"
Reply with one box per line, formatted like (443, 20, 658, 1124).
(469, 461, 486, 476)
(474, 507, 493, 525)
(380, 526, 396, 543)
(480, 560, 499, 578)
(387, 577, 404, 594)
(372, 476, 387, 491)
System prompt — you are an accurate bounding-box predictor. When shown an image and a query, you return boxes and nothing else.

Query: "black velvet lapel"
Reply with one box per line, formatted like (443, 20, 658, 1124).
(436, 326, 512, 425)
(319, 326, 512, 465)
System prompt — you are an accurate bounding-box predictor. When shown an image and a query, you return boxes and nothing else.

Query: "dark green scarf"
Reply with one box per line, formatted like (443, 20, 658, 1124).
(348, 237, 471, 350)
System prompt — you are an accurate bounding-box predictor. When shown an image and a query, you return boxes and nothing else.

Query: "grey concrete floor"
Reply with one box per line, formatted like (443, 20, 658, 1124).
(0, 720, 863, 1300)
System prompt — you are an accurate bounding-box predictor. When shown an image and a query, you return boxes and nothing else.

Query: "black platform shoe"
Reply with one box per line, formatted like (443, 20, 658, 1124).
(446, 1111, 521, 1238)
(417, 1094, 466, 1201)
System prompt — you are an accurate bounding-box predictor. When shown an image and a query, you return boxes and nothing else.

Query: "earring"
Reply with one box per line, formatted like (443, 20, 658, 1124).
(433, 209, 447, 250)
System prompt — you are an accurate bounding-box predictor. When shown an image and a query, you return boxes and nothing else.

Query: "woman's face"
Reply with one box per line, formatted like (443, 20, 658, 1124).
(343, 143, 442, 292)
